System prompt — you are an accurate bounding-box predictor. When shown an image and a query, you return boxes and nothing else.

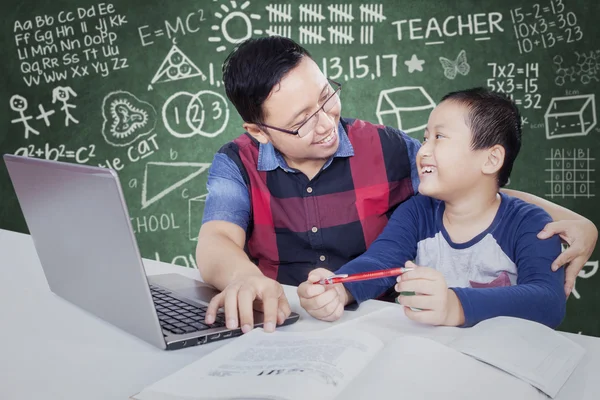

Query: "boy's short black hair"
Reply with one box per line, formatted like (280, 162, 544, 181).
(222, 37, 311, 124)
(440, 87, 522, 187)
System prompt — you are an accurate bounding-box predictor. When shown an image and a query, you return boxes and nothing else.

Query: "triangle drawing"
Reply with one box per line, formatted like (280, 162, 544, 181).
(149, 44, 206, 87)
(142, 162, 211, 209)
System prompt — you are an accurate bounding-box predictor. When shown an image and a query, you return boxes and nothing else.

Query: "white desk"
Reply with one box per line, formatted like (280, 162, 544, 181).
(1, 228, 599, 400)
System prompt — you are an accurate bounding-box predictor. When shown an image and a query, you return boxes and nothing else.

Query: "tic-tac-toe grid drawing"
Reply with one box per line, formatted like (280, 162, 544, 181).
(546, 148, 595, 198)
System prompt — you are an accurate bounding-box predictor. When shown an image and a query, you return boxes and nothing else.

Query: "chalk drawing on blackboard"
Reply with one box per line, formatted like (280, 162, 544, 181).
(404, 54, 425, 73)
(36, 104, 55, 127)
(545, 148, 595, 199)
(360, 26, 374, 44)
(102, 91, 157, 147)
(360, 4, 385, 23)
(141, 162, 211, 209)
(438, 50, 470, 80)
(299, 4, 324, 23)
(560, 243, 599, 300)
(544, 95, 596, 139)
(299, 26, 325, 44)
(328, 4, 353, 22)
(573, 260, 599, 300)
(188, 193, 208, 241)
(553, 55, 576, 86)
(554, 51, 600, 86)
(266, 4, 292, 22)
(149, 43, 206, 90)
(265, 25, 292, 37)
(10, 95, 40, 139)
(162, 90, 230, 138)
(328, 26, 354, 44)
(574, 50, 600, 84)
(210, 0, 262, 53)
(376, 87, 436, 134)
(51, 86, 79, 127)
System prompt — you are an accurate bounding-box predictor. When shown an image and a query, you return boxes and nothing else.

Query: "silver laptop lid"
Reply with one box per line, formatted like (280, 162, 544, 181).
(4, 154, 166, 349)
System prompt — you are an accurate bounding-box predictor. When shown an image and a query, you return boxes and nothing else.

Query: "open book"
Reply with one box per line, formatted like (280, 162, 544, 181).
(130, 317, 570, 400)
(331, 307, 586, 398)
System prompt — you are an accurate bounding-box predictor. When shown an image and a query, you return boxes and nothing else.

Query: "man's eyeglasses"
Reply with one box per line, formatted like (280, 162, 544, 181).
(257, 79, 342, 138)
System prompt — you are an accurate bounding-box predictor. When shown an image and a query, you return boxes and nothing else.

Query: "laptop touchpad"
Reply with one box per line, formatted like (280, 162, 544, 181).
(148, 273, 220, 303)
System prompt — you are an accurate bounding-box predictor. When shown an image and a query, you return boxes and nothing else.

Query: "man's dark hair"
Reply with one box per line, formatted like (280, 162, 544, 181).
(440, 87, 522, 187)
(222, 36, 311, 124)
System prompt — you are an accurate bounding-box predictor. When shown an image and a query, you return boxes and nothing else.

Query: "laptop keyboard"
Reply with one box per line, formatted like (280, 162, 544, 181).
(150, 285, 226, 335)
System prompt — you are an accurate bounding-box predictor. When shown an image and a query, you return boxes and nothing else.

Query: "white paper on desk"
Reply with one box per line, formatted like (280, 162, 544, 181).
(446, 316, 586, 398)
(340, 336, 544, 400)
(131, 322, 543, 400)
(325, 303, 460, 345)
(333, 307, 585, 398)
(131, 328, 384, 400)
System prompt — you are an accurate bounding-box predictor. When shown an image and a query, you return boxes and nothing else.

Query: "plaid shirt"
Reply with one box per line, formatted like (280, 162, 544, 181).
(204, 117, 420, 286)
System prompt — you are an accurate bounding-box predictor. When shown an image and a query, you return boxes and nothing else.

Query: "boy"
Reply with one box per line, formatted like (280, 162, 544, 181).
(297, 88, 566, 328)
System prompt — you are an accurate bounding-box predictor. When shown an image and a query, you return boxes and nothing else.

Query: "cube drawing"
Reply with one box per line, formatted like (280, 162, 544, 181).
(376, 87, 436, 134)
(545, 94, 596, 139)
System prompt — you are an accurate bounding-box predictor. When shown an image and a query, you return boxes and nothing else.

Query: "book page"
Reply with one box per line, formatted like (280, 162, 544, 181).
(326, 307, 580, 398)
(132, 328, 384, 400)
(446, 316, 586, 398)
(337, 336, 545, 400)
(326, 305, 460, 346)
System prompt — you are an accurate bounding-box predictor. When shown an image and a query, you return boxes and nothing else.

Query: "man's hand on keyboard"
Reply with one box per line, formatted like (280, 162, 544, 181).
(204, 275, 291, 334)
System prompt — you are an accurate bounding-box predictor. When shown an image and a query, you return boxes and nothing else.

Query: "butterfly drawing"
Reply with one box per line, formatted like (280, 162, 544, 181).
(439, 50, 470, 80)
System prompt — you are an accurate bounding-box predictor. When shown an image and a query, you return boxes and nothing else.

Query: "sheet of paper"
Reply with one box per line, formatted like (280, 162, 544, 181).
(133, 328, 384, 400)
(447, 316, 586, 398)
(329, 307, 585, 398)
(338, 335, 545, 400)
(326, 305, 460, 345)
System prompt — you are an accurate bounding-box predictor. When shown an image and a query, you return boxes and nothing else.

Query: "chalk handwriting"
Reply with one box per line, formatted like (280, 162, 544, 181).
(138, 9, 207, 46)
(14, 3, 129, 86)
(14, 143, 96, 164)
(392, 13, 503, 44)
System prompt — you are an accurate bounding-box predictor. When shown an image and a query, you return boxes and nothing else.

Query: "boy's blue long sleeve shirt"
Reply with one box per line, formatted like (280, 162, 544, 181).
(335, 193, 566, 328)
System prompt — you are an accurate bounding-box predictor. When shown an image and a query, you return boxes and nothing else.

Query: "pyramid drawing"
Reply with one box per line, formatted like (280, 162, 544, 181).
(148, 44, 206, 90)
(141, 162, 211, 209)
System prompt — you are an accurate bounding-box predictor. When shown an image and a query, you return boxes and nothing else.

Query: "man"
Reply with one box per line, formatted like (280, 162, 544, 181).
(196, 36, 597, 334)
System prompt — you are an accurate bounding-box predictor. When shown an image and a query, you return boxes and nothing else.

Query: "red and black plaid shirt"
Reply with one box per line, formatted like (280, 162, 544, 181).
(219, 118, 416, 286)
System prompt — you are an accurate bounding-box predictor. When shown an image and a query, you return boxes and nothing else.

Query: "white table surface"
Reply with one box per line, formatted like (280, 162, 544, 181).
(1, 228, 599, 400)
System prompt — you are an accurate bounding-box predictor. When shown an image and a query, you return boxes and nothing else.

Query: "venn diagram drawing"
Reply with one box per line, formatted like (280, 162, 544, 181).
(101, 89, 229, 147)
(162, 90, 230, 139)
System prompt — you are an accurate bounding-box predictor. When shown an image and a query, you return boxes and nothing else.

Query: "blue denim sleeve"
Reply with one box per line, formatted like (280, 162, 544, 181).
(201, 153, 251, 231)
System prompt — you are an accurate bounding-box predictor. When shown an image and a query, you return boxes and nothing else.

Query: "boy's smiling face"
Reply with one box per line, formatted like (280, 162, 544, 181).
(416, 100, 490, 201)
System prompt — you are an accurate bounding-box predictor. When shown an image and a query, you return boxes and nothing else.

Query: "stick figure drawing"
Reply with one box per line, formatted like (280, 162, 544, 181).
(52, 86, 79, 126)
(10, 94, 39, 139)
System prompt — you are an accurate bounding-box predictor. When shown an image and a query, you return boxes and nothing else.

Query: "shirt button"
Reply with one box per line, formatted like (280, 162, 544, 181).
(306, 187, 313, 193)
(311, 226, 318, 233)
(319, 255, 326, 262)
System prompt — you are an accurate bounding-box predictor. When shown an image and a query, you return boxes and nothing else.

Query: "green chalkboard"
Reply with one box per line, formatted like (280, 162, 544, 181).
(1, 0, 599, 335)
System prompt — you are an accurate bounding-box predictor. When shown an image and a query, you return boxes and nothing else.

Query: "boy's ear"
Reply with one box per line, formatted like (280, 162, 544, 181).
(243, 122, 270, 144)
(482, 145, 505, 176)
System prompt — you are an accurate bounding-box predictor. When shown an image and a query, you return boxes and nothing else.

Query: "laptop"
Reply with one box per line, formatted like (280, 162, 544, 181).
(3, 154, 299, 350)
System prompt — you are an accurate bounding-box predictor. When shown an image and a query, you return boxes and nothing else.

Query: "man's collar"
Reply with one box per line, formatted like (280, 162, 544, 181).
(257, 121, 354, 172)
